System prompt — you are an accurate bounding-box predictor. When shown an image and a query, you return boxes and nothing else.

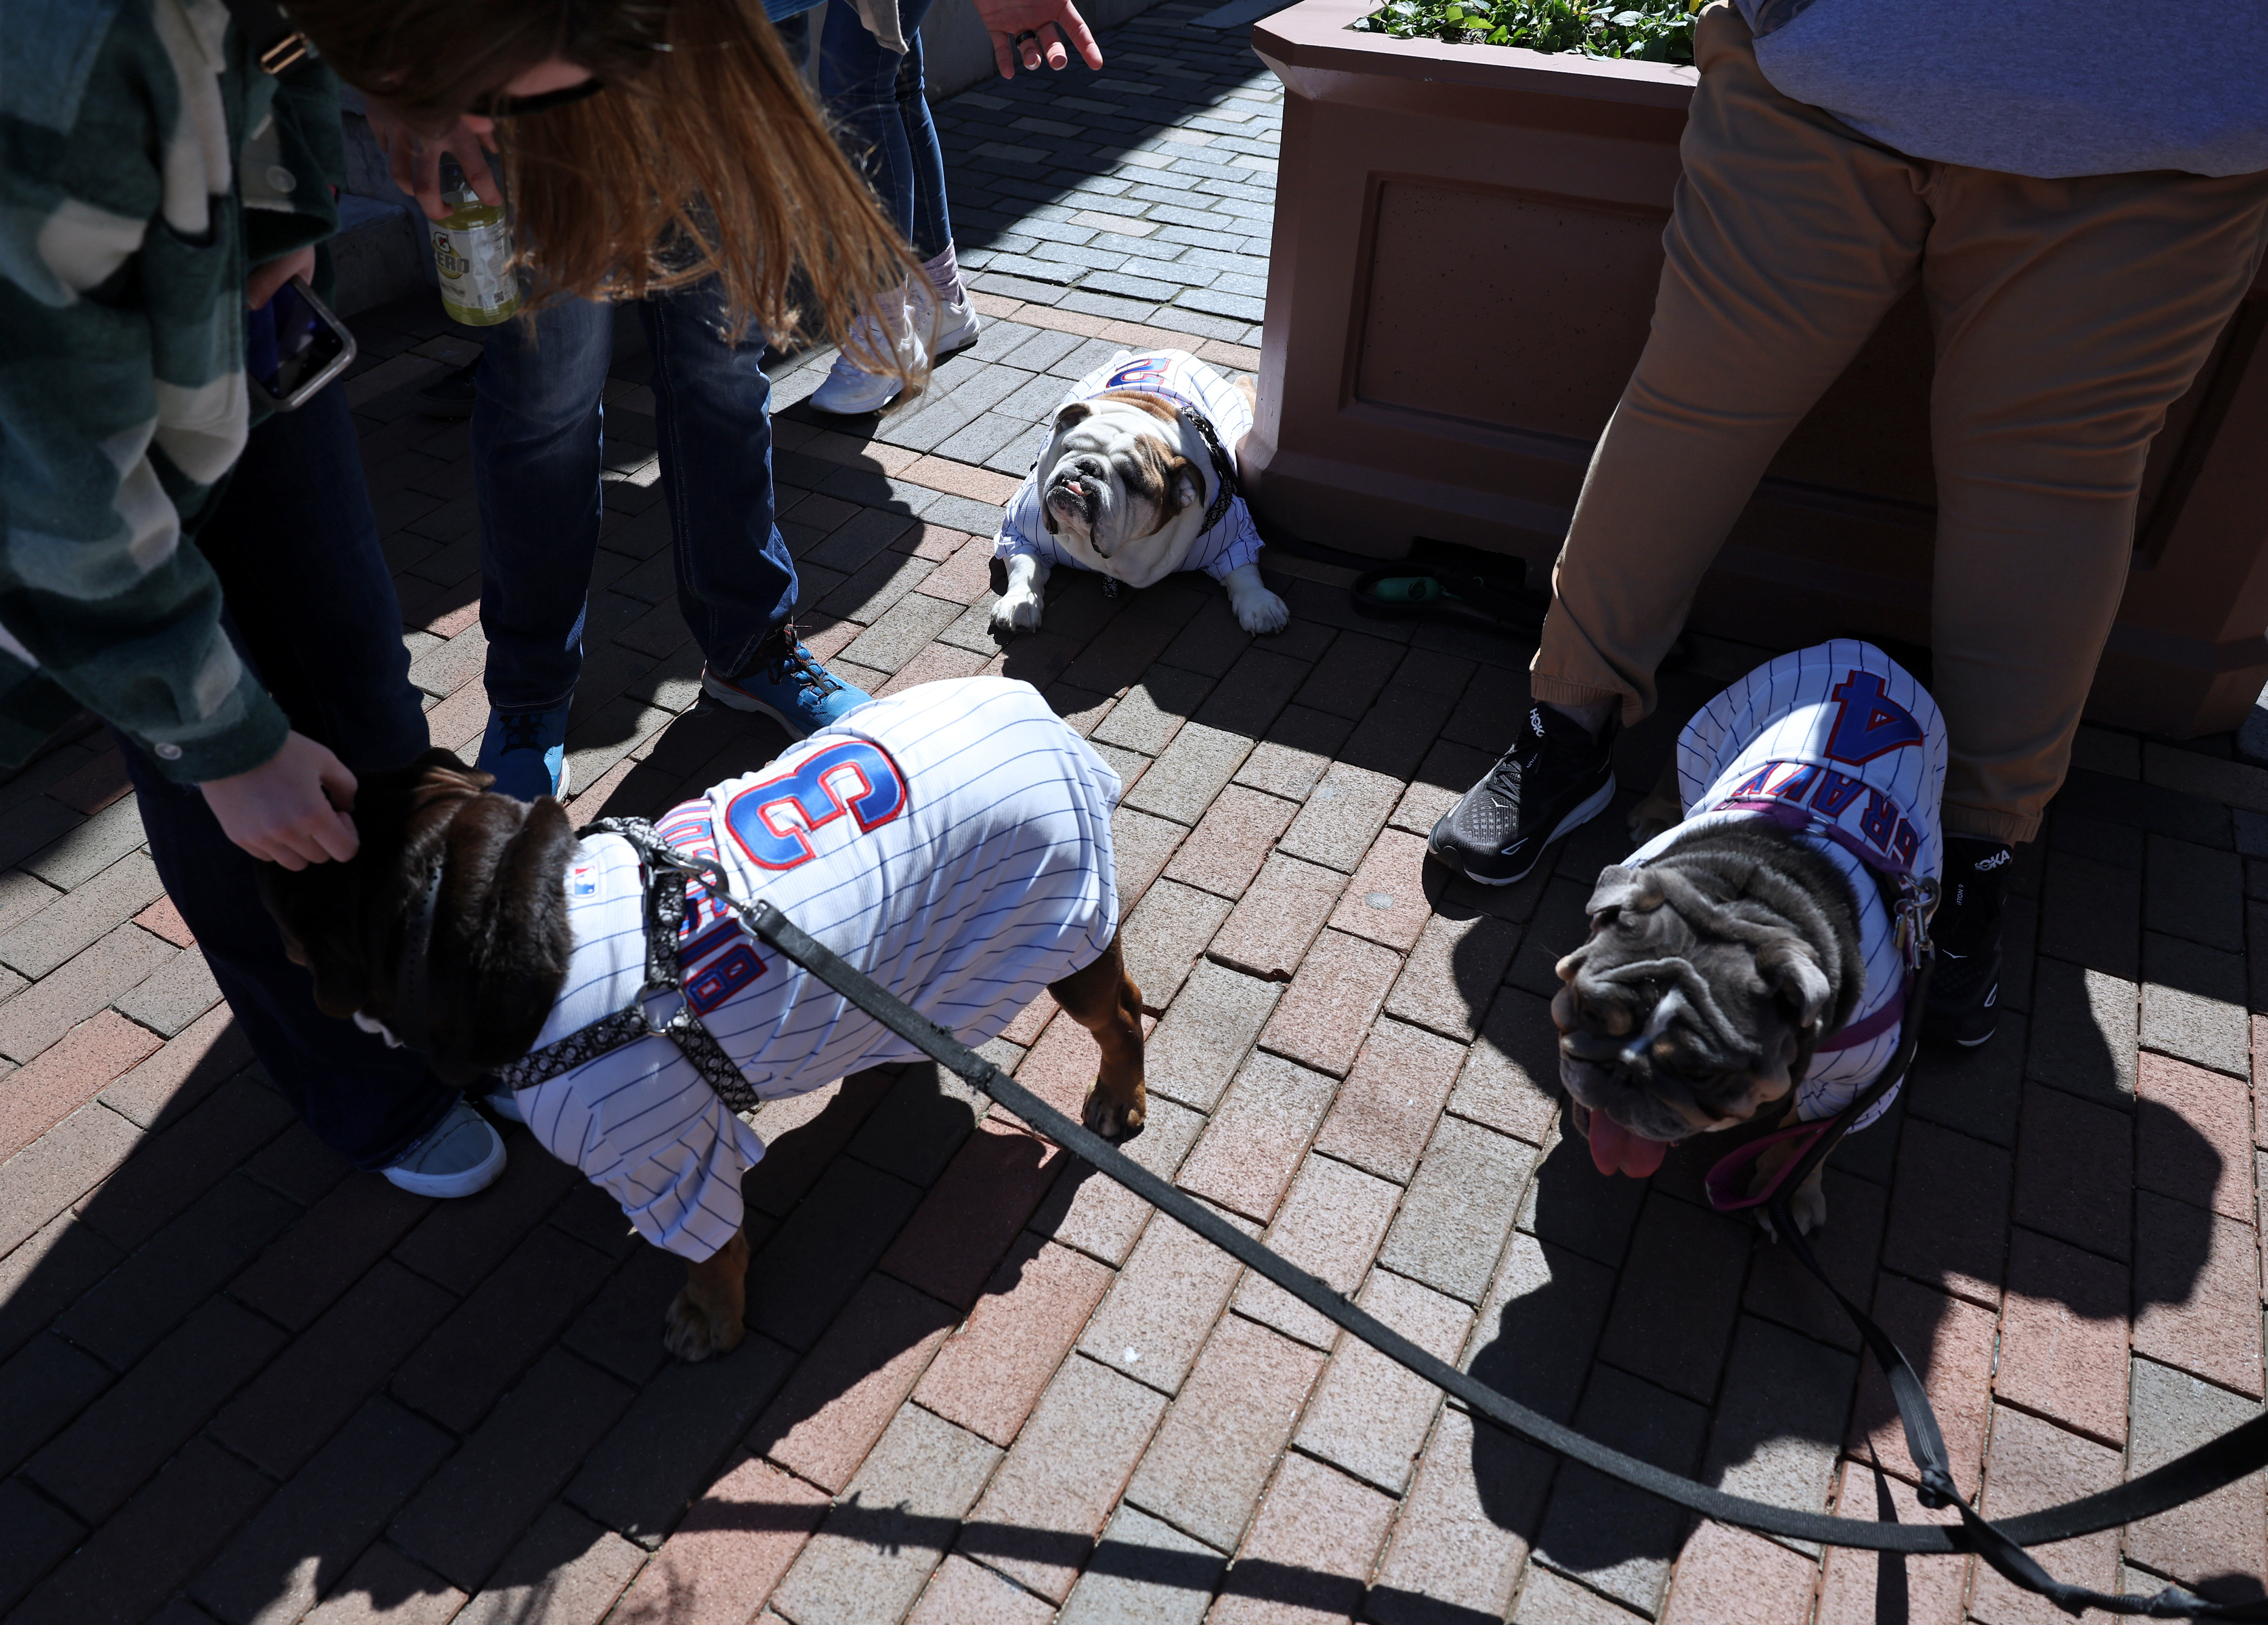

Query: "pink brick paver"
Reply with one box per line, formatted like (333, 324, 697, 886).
(1209, 1452, 1397, 1625)
(1256, 928, 1404, 1077)
(605, 1455, 829, 1625)
(913, 1236, 1113, 1446)
(1969, 1406, 2123, 1625)
(1994, 1227, 2130, 1447)
(959, 1354, 1166, 1601)
(1, 15, 2260, 1617)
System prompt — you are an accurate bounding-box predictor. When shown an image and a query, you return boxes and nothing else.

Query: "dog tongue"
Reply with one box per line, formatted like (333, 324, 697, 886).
(1588, 1113, 1668, 1179)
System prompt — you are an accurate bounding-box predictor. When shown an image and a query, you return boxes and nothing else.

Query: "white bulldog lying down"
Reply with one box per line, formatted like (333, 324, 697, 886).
(989, 348, 1289, 636)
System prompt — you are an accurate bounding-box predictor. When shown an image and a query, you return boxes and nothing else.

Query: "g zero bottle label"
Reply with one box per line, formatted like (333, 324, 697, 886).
(431, 156, 521, 326)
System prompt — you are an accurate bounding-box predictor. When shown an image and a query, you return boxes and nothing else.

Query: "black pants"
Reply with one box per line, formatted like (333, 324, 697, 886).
(119, 385, 453, 1168)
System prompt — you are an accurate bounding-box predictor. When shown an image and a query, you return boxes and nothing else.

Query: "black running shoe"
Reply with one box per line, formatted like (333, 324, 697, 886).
(415, 358, 481, 419)
(1428, 704, 1617, 885)
(1924, 835, 2011, 1047)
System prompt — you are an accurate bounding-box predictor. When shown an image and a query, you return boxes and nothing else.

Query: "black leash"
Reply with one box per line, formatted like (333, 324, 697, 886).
(1749, 948, 2250, 1617)
(423, 819, 2268, 1608)
(721, 897, 2268, 1601)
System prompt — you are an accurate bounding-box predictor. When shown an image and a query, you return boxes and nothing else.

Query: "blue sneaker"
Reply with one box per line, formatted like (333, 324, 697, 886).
(475, 703, 571, 801)
(702, 630, 872, 739)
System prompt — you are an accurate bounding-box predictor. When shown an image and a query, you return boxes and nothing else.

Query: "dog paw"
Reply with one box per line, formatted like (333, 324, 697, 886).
(1626, 788, 1682, 844)
(662, 1286, 746, 1363)
(1232, 588, 1290, 635)
(1788, 1181, 1828, 1237)
(1081, 1080, 1147, 1141)
(990, 592, 1044, 636)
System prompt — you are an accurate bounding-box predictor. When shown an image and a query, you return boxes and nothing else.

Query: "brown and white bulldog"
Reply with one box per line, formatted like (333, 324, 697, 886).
(990, 348, 1289, 637)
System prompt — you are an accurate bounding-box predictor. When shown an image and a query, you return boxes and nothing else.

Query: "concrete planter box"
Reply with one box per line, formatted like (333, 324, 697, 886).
(1245, 0, 2268, 736)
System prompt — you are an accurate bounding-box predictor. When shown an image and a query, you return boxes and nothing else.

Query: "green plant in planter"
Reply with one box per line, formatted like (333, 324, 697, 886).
(1352, 0, 1697, 62)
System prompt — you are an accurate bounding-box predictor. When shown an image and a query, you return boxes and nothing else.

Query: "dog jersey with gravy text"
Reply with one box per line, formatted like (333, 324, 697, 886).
(993, 348, 1264, 582)
(1626, 640, 1947, 1129)
(514, 677, 1122, 1262)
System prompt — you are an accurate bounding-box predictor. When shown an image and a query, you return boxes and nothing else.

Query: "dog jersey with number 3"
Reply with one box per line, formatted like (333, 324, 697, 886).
(1625, 640, 1947, 1128)
(993, 348, 1264, 581)
(514, 677, 1122, 1261)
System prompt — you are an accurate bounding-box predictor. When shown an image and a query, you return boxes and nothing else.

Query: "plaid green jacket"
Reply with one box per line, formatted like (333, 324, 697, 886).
(0, 0, 347, 781)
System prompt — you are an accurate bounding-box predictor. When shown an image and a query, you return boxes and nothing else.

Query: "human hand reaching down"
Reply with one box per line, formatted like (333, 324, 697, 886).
(200, 731, 360, 869)
(972, 0, 1105, 76)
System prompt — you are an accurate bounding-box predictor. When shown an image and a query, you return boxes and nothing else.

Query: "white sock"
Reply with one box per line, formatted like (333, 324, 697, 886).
(921, 244, 964, 307)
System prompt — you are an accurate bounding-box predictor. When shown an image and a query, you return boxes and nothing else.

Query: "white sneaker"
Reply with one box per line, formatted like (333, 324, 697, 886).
(483, 1087, 527, 1127)
(810, 297, 928, 416)
(922, 290, 981, 359)
(382, 1098, 507, 1199)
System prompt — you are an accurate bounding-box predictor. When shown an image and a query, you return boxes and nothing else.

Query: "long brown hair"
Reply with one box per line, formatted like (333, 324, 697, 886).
(299, 0, 922, 374)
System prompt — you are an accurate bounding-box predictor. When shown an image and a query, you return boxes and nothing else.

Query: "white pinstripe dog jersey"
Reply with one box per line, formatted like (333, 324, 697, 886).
(993, 348, 1265, 584)
(1625, 640, 1947, 1129)
(515, 678, 1122, 1262)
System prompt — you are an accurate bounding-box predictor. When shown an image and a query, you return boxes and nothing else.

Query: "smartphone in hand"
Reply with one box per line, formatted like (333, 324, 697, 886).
(246, 276, 357, 411)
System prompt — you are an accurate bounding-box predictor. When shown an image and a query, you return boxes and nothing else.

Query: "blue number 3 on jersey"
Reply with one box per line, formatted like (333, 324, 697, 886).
(724, 739, 910, 871)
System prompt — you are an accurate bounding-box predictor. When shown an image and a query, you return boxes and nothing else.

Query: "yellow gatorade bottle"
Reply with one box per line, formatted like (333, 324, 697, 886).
(430, 155, 521, 326)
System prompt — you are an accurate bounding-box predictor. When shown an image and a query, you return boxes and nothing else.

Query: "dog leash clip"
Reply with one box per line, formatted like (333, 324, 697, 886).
(1894, 874, 1939, 971)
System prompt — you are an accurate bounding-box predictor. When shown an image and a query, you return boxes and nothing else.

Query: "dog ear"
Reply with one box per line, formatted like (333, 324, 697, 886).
(410, 792, 579, 1085)
(1755, 936, 1834, 1033)
(1052, 401, 1092, 435)
(461, 797, 580, 1071)
(1171, 463, 1202, 518)
(257, 859, 372, 1018)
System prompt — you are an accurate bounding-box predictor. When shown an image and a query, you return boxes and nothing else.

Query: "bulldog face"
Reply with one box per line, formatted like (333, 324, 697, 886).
(1550, 862, 1835, 1178)
(1038, 392, 1204, 559)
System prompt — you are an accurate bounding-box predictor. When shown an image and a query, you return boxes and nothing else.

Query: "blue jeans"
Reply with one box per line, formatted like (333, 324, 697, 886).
(790, 0, 954, 259)
(124, 384, 454, 1170)
(470, 281, 801, 711)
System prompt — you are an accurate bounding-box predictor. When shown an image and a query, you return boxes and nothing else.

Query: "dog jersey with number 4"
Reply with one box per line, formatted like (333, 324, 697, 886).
(514, 677, 1122, 1262)
(992, 347, 1264, 582)
(1625, 640, 1947, 1129)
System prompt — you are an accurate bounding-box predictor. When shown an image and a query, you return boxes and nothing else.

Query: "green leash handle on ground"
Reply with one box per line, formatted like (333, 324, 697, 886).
(727, 894, 2268, 1613)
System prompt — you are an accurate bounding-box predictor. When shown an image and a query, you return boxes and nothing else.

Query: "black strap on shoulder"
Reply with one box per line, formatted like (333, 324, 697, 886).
(734, 891, 2268, 1615)
(1179, 403, 1240, 537)
(218, 0, 312, 76)
(490, 818, 760, 1115)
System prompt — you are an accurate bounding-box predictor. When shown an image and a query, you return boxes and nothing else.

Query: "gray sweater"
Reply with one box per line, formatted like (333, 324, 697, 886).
(1736, 0, 2268, 179)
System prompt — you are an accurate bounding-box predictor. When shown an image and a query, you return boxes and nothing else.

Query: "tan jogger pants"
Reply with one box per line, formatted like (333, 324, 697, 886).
(1531, 4, 2268, 843)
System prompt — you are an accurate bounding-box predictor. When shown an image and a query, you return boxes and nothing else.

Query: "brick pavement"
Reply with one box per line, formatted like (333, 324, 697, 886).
(6, 4, 2268, 1620)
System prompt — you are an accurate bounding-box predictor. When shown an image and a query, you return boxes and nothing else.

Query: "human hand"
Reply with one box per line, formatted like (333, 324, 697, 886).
(199, 732, 361, 869)
(247, 245, 317, 310)
(364, 99, 502, 222)
(971, 0, 1104, 75)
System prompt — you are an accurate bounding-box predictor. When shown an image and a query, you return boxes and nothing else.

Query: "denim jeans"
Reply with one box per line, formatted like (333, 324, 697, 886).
(123, 383, 455, 1170)
(470, 281, 801, 712)
(791, 0, 954, 259)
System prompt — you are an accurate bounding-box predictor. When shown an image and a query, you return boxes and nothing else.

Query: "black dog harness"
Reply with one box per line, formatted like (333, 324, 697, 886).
(478, 818, 761, 1113)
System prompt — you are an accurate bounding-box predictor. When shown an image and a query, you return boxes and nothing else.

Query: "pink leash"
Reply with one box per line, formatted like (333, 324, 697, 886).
(1702, 1120, 1830, 1211)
